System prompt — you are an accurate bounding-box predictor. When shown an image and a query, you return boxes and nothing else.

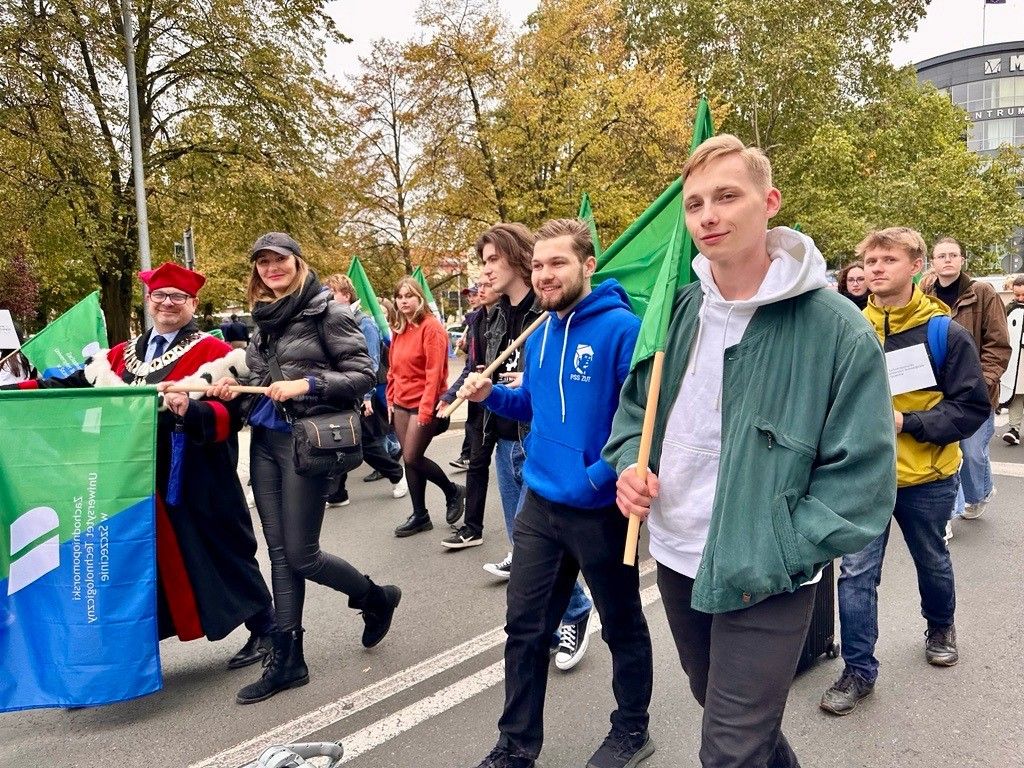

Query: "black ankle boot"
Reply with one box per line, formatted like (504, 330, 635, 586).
(394, 512, 432, 537)
(236, 628, 309, 705)
(350, 578, 402, 648)
(227, 631, 272, 670)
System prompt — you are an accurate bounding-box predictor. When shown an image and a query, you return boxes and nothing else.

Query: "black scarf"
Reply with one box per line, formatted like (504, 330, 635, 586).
(252, 271, 324, 337)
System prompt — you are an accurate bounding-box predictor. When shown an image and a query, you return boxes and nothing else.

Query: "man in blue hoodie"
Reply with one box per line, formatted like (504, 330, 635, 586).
(459, 218, 654, 768)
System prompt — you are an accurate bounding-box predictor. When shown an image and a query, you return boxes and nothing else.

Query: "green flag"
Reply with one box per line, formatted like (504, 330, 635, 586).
(348, 256, 390, 338)
(412, 266, 442, 321)
(21, 292, 108, 380)
(629, 97, 714, 367)
(578, 192, 602, 261)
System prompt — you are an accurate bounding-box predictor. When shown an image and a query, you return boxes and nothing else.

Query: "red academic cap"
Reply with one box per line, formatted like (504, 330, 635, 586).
(139, 262, 206, 296)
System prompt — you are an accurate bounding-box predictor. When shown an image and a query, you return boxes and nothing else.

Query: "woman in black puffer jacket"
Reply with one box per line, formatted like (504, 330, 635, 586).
(208, 232, 402, 706)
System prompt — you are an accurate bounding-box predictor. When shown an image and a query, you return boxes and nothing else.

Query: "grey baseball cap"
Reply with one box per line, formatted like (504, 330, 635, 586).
(249, 232, 302, 260)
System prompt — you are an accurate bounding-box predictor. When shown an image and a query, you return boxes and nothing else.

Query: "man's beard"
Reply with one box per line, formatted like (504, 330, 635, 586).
(537, 269, 586, 312)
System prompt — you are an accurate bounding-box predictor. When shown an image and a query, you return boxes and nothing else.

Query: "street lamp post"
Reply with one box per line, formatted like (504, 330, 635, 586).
(119, 0, 153, 327)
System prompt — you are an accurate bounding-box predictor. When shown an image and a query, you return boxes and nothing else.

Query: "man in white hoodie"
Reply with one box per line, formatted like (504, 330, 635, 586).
(605, 135, 896, 767)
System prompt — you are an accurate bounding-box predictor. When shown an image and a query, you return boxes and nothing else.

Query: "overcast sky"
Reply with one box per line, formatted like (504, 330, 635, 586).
(325, 0, 1024, 80)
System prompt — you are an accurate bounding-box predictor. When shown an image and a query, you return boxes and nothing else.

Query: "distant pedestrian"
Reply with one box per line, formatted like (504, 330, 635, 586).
(388, 275, 465, 537)
(1001, 275, 1024, 446)
(837, 262, 870, 310)
(220, 314, 250, 348)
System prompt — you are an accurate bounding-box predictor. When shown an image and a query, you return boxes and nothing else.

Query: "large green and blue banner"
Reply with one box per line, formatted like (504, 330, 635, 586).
(0, 387, 161, 711)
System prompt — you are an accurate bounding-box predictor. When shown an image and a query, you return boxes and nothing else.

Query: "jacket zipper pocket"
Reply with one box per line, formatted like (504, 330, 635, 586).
(752, 417, 815, 457)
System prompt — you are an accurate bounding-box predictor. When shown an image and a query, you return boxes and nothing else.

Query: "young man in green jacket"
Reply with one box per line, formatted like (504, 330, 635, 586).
(605, 135, 897, 768)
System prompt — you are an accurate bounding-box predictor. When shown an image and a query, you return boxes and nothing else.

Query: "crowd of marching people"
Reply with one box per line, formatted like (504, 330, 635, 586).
(6, 131, 1021, 768)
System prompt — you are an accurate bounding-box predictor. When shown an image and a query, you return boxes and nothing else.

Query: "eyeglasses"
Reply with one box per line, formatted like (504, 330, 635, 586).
(847, 277, 866, 284)
(149, 291, 192, 305)
(932, 253, 962, 262)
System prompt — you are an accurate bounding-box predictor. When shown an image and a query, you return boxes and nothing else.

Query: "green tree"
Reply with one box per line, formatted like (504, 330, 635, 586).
(0, 0, 347, 341)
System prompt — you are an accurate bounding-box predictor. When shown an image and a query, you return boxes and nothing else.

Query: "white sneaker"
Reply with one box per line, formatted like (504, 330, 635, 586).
(554, 611, 593, 671)
(944, 520, 953, 544)
(962, 487, 995, 520)
(483, 551, 513, 580)
(391, 477, 408, 499)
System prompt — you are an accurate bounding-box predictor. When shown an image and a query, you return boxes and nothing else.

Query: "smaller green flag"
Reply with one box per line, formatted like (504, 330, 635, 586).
(208, 328, 225, 341)
(21, 291, 108, 380)
(629, 97, 714, 368)
(412, 266, 442, 321)
(578, 193, 602, 260)
(348, 256, 390, 338)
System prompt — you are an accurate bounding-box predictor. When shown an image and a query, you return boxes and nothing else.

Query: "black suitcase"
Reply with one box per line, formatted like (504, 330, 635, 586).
(796, 559, 840, 674)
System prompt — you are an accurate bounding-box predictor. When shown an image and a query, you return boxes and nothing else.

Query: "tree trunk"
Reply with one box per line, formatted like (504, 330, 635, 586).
(98, 242, 137, 344)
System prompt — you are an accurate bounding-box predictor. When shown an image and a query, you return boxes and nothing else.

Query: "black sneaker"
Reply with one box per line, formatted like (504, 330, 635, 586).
(363, 470, 384, 482)
(484, 551, 513, 580)
(449, 457, 470, 472)
(445, 483, 466, 525)
(441, 526, 483, 549)
(554, 611, 593, 671)
(819, 669, 875, 715)
(925, 624, 959, 666)
(326, 491, 350, 508)
(1002, 427, 1020, 446)
(394, 513, 432, 537)
(471, 746, 535, 768)
(586, 728, 655, 768)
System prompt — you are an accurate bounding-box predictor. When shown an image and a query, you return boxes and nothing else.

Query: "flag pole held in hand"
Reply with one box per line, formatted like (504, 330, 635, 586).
(624, 350, 665, 566)
(440, 312, 549, 418)
(163, 384, 269, 394)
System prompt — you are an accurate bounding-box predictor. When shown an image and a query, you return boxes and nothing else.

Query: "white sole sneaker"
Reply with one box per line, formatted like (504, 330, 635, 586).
(391, 479, 408, 499)
(555, 612, 593, 672)
(962, 487, 995, 520)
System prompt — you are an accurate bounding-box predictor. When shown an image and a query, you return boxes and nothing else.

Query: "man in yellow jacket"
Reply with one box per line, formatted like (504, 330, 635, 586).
(821, 227, 990, 716)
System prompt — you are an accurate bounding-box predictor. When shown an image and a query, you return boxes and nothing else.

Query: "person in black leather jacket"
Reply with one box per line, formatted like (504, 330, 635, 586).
(208, 232, 402, 705)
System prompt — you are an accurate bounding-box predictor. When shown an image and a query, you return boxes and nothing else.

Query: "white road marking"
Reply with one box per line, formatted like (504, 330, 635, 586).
(189, 559, 656, 768)
(991, 461, 1024, 478)
(340, 582, 663, 763)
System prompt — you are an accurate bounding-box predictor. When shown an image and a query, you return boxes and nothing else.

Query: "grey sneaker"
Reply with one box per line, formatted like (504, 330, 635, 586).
(820, 669, 875, 715)
(925, 624, 959, 666)
(962, 487, 995, 520)
(586, 728, 655, 768)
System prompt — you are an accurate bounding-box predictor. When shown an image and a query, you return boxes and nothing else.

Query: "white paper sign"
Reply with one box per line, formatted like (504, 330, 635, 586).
(885, 343, 936, 396)
(0, 310, 20, 349)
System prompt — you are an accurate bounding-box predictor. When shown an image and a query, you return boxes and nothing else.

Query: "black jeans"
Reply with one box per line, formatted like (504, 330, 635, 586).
(463, 411, 496, 537)
(498, 490, 653, 759)
(657, 564, 816, 768)
(250, 427, 371, 631)
(331, 406, 404, 497)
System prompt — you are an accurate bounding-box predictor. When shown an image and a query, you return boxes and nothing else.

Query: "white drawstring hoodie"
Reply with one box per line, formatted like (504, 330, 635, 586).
(648, 227, 829, 579)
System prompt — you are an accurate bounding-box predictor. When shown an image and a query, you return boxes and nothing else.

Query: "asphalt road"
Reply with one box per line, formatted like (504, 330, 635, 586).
(2, 424, 1022, 768)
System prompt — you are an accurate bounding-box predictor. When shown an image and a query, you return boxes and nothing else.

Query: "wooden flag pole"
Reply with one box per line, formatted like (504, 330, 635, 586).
(440, 312, 549, 418)
(163, 384, 269, 395)
(623, 350, 666, 566)
(0, 348, 21, 369)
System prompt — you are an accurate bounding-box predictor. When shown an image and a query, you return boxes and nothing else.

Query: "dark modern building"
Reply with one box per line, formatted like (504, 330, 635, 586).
(917, 41, 1024, 272)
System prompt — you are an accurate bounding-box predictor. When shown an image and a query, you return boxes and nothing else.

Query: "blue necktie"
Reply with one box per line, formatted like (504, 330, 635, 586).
(150, 334, 167, 362)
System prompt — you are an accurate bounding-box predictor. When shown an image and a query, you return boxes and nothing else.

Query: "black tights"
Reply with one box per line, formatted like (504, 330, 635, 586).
(393, 405, 455, 517)
(250, 427, 371, 631)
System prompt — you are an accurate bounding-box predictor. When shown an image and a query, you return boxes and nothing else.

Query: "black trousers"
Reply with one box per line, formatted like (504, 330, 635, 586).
(250, 427, 371, 631)
(498, 490, 653, 759)
(331, 405, 404, 496)
(657, 563, 816, 768)
(463, 409, 496, 537)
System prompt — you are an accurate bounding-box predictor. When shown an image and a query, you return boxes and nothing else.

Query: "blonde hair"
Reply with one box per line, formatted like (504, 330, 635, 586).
(682, 134, 773, 191)
(534, 218, 595, 262)
(855, 227, 927, 263)
(247, 252, 310, 306)
(391, 276, 428, 333)
(324, 273, 355, 300)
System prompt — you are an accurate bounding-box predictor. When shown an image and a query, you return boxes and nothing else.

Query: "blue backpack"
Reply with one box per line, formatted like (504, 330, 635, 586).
(926, 315, 950, 373)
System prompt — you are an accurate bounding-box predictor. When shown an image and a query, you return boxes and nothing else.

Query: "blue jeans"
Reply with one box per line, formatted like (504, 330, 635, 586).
(495, 437, 592, 626)
(837, 475, 958, 683)
(953, 411, 995, 516)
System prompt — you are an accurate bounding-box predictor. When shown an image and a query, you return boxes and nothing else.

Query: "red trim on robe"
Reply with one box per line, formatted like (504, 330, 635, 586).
(15, 380, 39, 389)
(155, 494, 204, 641)
(207, 400, 231, 443)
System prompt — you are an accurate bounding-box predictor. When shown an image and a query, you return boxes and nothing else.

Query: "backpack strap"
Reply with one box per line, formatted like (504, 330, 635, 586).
(927, 315, 950, 372)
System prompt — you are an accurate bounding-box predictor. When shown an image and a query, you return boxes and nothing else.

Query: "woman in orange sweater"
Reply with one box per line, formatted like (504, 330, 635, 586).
(387, 276, 465, 537)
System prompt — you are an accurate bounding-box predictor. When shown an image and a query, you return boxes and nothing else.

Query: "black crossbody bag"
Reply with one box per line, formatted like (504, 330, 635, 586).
(265, 334, 363, 478)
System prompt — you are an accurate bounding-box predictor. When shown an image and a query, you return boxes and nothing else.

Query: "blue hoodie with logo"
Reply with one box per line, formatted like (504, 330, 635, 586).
(484, 279, 640, 509)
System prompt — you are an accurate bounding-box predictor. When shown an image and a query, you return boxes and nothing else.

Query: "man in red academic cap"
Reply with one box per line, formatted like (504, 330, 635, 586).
(8, 262, 276, 670)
